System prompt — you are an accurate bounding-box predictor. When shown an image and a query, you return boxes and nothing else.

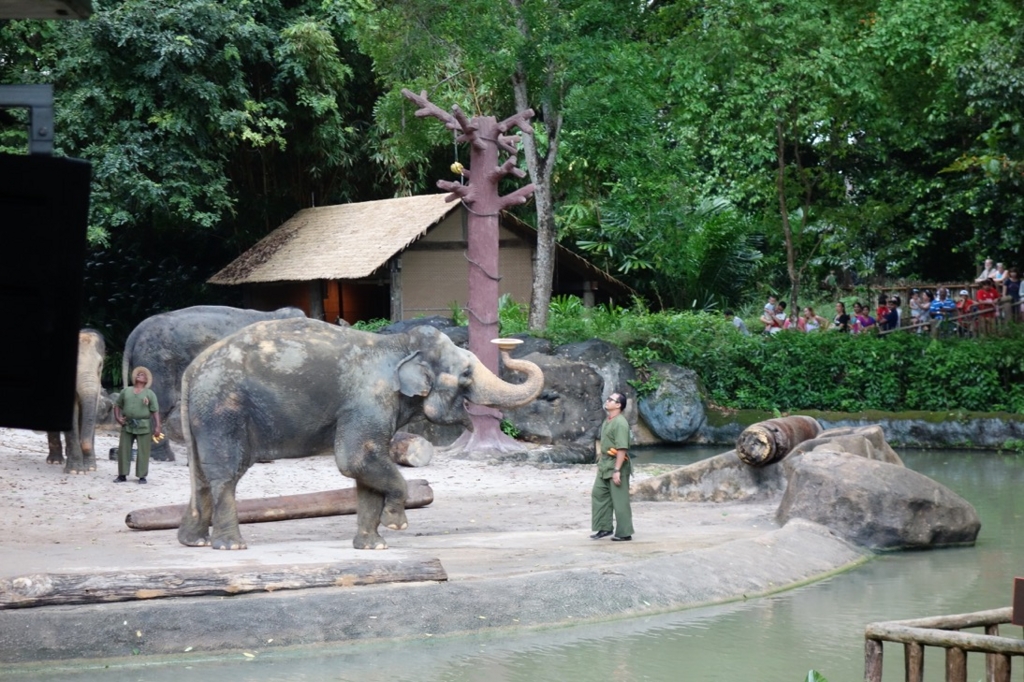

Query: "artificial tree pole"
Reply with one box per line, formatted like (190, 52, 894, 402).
(401, 89, 536, 453)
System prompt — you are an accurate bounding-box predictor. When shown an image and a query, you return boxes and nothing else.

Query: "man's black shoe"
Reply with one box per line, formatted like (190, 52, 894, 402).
(138, 477, 147, 484)
(590, 530, 613, 539)
(611, 535, 632, 542)
(113, 475, 127, 483)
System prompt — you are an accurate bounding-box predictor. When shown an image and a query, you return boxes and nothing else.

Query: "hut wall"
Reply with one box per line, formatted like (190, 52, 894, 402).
(400, 214, 534, 319)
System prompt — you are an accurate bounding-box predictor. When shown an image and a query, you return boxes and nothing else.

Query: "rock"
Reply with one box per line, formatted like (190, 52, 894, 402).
(398, 417, 465, 448)
(379, 316, 456, 335)
(390, 432, 434, 467)
(507, 334, 553, 359)
(789, 425, 902, 464)
(553, 339, 638, 403)
(636, 363, 706, 444)
(631, 450, 787, 503)
(777, 451, 980, 550)
(502, 353, 606, 444)
(441, 326, 469, 349)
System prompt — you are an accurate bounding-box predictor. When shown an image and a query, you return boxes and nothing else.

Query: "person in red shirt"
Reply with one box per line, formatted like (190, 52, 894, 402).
(954, 289, 976, 336)
(975, 278, 1000, 334)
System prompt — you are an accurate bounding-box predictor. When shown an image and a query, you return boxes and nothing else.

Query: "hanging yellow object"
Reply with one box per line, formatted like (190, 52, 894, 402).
(450, 161, 465, 175)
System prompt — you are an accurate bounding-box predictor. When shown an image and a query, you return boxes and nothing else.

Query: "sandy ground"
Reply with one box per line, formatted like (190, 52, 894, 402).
(0, 425, 784, 582)
(0, 426, 871, 665)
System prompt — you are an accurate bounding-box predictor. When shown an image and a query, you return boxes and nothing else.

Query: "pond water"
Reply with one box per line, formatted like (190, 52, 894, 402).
(19, 448, 1024, 682)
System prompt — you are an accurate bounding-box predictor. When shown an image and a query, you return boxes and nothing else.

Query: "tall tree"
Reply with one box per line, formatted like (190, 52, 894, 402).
(356, 0, 653, 329)
(1, 0, 387, 350)
(654, 0, 875, 307)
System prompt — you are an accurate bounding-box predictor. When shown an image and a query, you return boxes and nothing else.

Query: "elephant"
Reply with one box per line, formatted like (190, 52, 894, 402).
(122, 305, 305, 441)
(47, 329, 105, 474)
(177, 318, 544, 550)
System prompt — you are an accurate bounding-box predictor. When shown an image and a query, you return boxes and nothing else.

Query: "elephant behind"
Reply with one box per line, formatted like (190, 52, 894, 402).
(177, 318, 543, 551)
(47, 329, 105, 474)
(122, 305, 305, 441)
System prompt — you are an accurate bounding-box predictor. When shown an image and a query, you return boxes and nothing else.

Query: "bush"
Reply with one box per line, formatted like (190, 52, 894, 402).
(535, 298, 1024, 413)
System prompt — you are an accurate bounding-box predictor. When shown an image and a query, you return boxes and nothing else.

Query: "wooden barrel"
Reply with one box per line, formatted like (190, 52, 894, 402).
(735, 415, 822, 467)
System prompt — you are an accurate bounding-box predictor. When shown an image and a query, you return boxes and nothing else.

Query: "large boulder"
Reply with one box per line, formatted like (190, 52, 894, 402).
(502, 353, 607, 444)
(777, 451, 980, 550)
(553, 339, 638, 406)
(637, 363, 706, 443)
(632, 450, 787, 503)
(788, 425, 902, 464)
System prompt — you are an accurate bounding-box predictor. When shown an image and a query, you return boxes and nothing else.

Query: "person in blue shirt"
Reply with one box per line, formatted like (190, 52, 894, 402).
(929, 288, 957, 321)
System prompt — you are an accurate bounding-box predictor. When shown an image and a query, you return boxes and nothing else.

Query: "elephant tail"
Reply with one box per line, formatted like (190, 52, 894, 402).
(179, 362, 197, 470)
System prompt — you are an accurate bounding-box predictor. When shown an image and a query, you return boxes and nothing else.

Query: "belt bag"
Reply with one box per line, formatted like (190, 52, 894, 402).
(128, 417, 149, 430)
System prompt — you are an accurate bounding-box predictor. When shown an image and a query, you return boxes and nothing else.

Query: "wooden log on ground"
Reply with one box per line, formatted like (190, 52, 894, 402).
(0, 559, 447, 609)
(735, 415, 822, 467)
(125, 479, 434, 530)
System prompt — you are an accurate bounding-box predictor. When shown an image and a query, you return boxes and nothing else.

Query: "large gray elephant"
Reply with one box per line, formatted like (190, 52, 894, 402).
(47, 329, 105, 474)
(123, 305, 305, 440)
(177, 318, 543, 550)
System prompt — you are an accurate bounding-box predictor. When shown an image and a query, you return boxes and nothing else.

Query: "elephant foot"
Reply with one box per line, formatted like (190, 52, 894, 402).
(211, 538, 248, 550)
(177, 524, 211, 548)
(353, 532, 388, 550)
(381, 506, 408, 531)
(46, 455, 64, 465)
(63, 464, 90, 475)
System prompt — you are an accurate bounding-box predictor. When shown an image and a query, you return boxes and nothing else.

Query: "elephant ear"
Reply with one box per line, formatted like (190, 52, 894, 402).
(396, 351, 432, 397)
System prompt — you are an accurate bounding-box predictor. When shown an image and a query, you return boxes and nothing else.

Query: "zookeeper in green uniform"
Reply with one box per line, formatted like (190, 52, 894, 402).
(591, 391, 633, 541)
(113, 366, 161, 484)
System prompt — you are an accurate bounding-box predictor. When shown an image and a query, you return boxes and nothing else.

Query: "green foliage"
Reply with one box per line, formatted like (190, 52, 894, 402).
(537, 301, 1024, 413)
(500, 419, 521, 439)
(804, 671, 829, 682)
(498, 294, 529, 336)
(447, 301, 468, 327)
(351, 318, 390, 332)
(1000, 438, 1024, 455)
(103, 350, 124, 388)
(625, 346, 661, 396)
(567, 195, 764, 310)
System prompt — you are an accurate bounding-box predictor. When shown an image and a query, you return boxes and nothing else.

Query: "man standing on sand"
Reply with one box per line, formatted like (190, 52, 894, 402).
(113, 366, 161, 484)
(591, 392, 633, 541)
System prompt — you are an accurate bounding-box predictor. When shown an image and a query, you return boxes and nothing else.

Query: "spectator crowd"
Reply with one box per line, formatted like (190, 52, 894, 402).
(738, 259, 1022, 338)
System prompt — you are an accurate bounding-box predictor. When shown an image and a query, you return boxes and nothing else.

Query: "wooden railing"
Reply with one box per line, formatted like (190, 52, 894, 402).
(878, 296, 1020, 338)
(865, 607, 1024, 682)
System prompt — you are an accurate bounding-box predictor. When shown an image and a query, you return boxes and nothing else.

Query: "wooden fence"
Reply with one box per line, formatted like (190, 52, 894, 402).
(865, 607, 1024, 682)
(878, 295, 1020, 338)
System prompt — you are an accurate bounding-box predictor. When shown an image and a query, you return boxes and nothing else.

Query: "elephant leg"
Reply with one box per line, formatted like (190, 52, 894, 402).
(63, 432, 87, 475)
(178, 477, 213, 547)
(380, 472, 410, 532)
(354, 483, 388, 550)
(337, 435, 408, 548)
(209, 479, 247, 550)
(45, 432, 64, 465)
(80, 439, 97, 472)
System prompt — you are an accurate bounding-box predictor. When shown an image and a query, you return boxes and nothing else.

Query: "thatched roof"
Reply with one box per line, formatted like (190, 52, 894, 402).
(208, 194, 635, 299)
(208, 194, 458, 285)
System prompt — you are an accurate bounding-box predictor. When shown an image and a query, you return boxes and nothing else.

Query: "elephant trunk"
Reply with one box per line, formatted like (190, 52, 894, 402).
(468, 353, 543, 408)
(78, 380, 101, 456)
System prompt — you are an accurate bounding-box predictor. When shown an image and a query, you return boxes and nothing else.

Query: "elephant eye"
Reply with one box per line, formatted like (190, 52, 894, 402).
(460, 367, 473, 383)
